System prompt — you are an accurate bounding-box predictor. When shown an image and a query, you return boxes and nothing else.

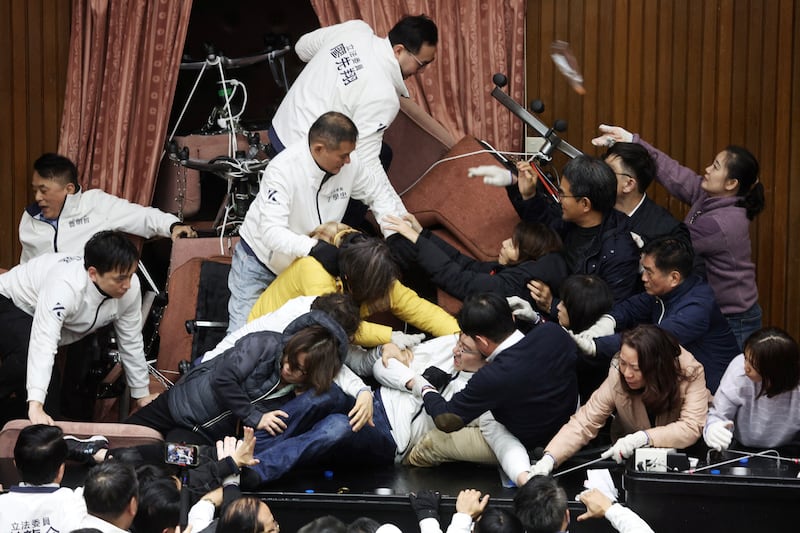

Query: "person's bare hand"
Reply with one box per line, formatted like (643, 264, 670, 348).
(28, 401, 54, 425)
(528, 280, 553, 313)
(455, 489, 490, 519)
(231, 426, 259, 467)
(381, 343, 414, 367)
(348, 390, 375, 432)
(516, 161, 539, 200)
(577, 488, 614, 521)
(383, 215, 421, 243)
(258, 410, 289, 436)
(136, 392, 160, 409)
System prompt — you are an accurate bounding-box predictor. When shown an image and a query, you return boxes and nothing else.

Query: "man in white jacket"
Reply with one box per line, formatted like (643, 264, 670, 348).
(19, 152, 195, 264)
(0, 424, 87, 532)
(268, 15, 437, 184)
(0, 231, 154, 425)
(227, 111, 405, 332)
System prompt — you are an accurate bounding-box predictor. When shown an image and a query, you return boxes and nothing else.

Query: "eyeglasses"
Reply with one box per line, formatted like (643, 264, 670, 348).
(455, 334, 481, 356)
(615, 172, 635, 180)
(617, 358, 641, 373)
(407, 48, 433, 70)
(557, 189, 581, 200)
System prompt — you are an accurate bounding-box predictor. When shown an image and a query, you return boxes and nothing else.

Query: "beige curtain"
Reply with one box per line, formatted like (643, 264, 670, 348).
(310, 0, 526, 151)
(58, 0, 193, 205)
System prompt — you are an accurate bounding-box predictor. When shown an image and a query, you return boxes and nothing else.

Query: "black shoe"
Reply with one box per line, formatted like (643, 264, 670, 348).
(65, 435, 109, 465)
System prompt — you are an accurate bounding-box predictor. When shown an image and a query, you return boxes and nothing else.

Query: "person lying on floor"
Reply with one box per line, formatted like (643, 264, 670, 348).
(409, 292, 578, 471)
(383, 213, 567, 317)
(247, 229, 459, 347)
(528, 325, 709, 482)
(124, 309, 359, 446)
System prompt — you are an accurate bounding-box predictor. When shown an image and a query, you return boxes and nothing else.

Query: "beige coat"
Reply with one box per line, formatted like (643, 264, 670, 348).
(545, 347, 710, 465)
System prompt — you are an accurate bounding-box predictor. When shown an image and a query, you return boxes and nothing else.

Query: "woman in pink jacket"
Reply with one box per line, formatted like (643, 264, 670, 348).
(531, 324, 710, 475)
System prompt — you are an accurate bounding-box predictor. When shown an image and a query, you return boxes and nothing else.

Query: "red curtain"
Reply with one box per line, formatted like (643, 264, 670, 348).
(58, 0, 192, 205)
(310, 0, 526, 151)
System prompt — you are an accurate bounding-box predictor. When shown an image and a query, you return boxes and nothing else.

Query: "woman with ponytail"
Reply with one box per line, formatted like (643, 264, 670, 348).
(591, 126, 765, 348)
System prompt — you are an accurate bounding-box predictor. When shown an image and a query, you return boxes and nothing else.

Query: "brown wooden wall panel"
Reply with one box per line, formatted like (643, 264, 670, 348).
(0, 0, 70, 269)
(526, 0, 800, 339)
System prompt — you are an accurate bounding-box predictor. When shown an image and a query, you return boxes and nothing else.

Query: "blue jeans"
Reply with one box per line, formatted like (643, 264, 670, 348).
(725, 302, 762, 351)
(251, 385, 353, 482)
(251, 386, 396, 482)
(226, 241, 276, 334)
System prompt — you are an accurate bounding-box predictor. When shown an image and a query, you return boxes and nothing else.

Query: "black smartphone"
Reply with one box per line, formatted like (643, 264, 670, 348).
(164, 442, 200, 467)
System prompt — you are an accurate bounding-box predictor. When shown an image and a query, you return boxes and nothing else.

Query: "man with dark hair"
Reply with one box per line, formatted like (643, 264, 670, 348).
(470, 155, 640, 313)
(513, 477, 653, 533)
(20, 152, 195, 264)
(268, 14, 437, 173)
(412, 293, 578, 457)
(80, 462, 139, 532)
(131, 477, 181, 533)
(576, 236, 740, 392)
(228, 111, 406, 332)
(0, 230, 155, 424)
(603, 142, 689, 246)
(0, 424, 87, 532)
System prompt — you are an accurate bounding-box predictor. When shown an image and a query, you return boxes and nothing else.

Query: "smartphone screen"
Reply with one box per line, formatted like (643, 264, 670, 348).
(165, 442, 200, 466)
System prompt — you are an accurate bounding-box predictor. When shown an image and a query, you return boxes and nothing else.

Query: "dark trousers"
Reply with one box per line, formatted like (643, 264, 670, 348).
(125, 391, 212, 445)
(0, 296, 61, 424)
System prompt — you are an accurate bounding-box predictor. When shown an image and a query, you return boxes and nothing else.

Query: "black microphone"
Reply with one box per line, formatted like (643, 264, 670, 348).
(530, 99, 545, 114)
(492, 73, 508, 88)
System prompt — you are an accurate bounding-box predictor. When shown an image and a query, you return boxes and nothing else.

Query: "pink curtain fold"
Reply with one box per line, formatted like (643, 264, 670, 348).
(310, 0, 526, 151)
(58, 0, 193, 205)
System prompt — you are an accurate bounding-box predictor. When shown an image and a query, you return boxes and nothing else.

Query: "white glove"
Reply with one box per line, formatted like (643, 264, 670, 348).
(590, 124, 634, 147)
(704, 421, 734, 451)
(506, 296, 541, 323)
(569, 330, 598, 357)
(528, 453, 556, 478)
(600, 431, 649, 463)
(585, 314, 616, 337)
(411, 375, 434, 398)
(467, 165, 515, 187)
(391, 331, 426, 350)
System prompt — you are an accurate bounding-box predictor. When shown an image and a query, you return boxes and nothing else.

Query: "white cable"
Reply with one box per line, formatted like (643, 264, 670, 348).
(398, 149, 530, 196)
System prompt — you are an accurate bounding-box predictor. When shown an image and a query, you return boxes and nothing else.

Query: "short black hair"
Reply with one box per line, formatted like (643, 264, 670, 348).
(641, 236, 694, 280)
(311, 292, 362, 340)
(131, 477, 180, 533)
(603, 142, 657, 192)
(84, 230, 139, 275)
(513, 476, 568, 533)
(474, 507, 523, 533)
(34, 153, 79, 188)
(14, 424, 67, 485)
(388, 15, 438, 53)
(457, 292, 516, 344)
(559, 274, 613, 333)
(346, 517, 381, 533)
(83, 462, 139, 521)
(562, 155, 617, 214)
(308, 112, 358, 150)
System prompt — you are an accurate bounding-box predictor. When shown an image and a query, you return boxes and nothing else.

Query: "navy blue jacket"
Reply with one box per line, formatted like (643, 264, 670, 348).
(595, 275, 739, 392)
(507, 186, 640, 305)
(422, 322, 578, 449)
(167, 311, 350, 439)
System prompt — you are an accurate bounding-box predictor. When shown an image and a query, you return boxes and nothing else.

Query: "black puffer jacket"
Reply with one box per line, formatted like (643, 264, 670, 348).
(167, 310, 349, 438)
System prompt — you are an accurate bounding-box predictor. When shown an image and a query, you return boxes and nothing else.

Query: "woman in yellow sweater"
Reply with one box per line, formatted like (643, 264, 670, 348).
(248, 229, 459, 347)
